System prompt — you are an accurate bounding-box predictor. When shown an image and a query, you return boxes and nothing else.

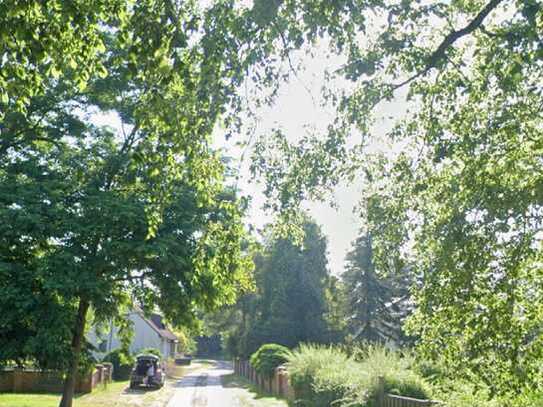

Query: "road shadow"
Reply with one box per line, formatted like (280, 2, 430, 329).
(122, 385, 161, 394)
(174, 374, 210, 388)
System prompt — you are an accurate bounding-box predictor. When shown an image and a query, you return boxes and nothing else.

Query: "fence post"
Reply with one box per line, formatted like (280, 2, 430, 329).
(96, 364, 104, 386)
(377, 376, 385, 407)
(12, 368, 23, 393)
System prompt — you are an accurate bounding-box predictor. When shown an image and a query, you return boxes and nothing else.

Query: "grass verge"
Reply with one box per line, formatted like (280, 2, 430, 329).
(222, 374, 287, 407)
(0, 378, 173, 407)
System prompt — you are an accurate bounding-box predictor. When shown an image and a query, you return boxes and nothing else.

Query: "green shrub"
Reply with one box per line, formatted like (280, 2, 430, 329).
(102, 349, 134, 381)
(510, 389, 543, 407)
(250, 343, 291, 378)
(287, 344, 362, 407)
(431, 376, 543, 407)
(414, 354, 543, 407)
(287, 344, 432, 407)
(355, 345, 431, 401)
(137, 347, 162, 358)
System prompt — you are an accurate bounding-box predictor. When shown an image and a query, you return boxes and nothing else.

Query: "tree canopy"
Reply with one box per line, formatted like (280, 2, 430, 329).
(1, 0, 542, 402)
(246, 0, 543, 394)
(0, 9, 258, 402)
(215, 218, 339, 358)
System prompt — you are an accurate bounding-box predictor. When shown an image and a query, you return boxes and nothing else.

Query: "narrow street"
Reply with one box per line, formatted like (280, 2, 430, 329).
(166, 361, 286, 407)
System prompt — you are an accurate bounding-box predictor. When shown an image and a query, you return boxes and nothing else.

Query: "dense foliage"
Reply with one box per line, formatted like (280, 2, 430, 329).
(249, 344, 291, 378)
(341, 232, 412, 345)
(102, 349, 134, 381)
(246, 0, 543, 397)
(287, 344, 431, 407)
(1, 2, 268, 404)
(217, 218, 341, 357)
(2, 0, 543, 404)
(195, 334, 224, 357)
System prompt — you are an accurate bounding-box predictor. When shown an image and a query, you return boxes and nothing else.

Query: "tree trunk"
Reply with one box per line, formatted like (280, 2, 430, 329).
(59, 297, 90, 407)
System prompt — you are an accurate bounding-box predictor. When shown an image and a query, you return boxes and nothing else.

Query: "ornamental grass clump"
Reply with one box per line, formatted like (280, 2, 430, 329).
(354, 344, 431, 400)
(287, 344, 432, 407)
(286, 344, 361, 407)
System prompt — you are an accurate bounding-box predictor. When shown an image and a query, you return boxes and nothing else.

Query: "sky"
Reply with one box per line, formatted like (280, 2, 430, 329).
(214, 47, 407, 276)
(220, 91, 362, 276)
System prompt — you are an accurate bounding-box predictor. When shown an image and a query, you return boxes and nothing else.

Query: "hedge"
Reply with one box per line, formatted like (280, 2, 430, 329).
(250, 343, 291, 378)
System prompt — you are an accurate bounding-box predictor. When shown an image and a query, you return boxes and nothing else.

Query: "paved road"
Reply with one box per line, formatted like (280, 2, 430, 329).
(166, 360, 286, 407)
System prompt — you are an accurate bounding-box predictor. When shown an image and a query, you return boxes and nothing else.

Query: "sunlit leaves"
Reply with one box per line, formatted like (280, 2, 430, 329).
(244, 0, 543, 394)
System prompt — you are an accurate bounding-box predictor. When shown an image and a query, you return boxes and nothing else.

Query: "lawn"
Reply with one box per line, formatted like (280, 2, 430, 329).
(0, 379, 173, 407)
(0, 393, 59, 407)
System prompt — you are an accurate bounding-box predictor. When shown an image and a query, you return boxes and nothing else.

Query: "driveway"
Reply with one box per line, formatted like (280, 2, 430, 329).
(166, 360, 287, 407)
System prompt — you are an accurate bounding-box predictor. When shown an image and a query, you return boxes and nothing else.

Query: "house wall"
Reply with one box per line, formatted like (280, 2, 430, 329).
(89, 312, 164, 359)
(129, 313, 163, 353)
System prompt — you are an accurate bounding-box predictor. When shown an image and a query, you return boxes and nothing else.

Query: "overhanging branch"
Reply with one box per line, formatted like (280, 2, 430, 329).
(391, 0, 505, 90)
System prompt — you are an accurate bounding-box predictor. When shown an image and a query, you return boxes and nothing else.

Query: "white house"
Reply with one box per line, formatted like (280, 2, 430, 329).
(90, 309, 179, 359)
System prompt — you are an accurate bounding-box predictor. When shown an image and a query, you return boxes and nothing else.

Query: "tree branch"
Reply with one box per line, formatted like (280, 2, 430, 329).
(391, 0, 504, 90)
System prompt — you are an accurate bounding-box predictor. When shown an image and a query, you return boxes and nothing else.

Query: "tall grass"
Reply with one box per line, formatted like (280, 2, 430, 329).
(286, 344, 431, 407)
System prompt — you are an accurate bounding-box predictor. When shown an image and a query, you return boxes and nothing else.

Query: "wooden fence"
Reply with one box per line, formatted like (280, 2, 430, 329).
(233, 359, 293, 399)
(377, 377, 442, 407)
(234, 360, 442, 407)
(0, 364, 112, 394)
(382, 394, 440, 407)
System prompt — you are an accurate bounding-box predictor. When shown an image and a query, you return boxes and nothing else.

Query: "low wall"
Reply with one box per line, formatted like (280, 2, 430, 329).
(0, 370, 14, 392)
(0, 364, 112, 394)
(233, 359, 293, 400)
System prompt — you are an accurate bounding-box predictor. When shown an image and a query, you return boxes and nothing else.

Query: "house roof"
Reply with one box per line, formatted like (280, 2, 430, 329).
(146, 313, 178, 342)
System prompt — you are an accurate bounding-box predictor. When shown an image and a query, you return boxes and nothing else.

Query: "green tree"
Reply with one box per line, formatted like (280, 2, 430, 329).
(246, 0, 543, 394)
(0, 0, 124, 112)
(230, 219, 335, 356)
(5, 0, 543, 400)
(342, 232, 411, 345)
(1, 1, 295, 404)
(0, 33, 253, 406)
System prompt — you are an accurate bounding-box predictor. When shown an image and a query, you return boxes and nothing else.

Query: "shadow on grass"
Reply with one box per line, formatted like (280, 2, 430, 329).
(121, 385, 161, 394)
(222, 373, 284, 402)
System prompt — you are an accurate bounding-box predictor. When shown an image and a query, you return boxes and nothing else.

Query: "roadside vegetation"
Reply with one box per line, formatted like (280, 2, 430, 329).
(283, 344, 430, 407)
(250, 345, 291, 379)
(1, 1, 542, 407)
(222, 375, 288, 407)
(241, 343, 543, 407)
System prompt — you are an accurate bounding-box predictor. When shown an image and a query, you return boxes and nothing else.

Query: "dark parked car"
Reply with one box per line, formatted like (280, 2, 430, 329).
(129, 354, 165, 389)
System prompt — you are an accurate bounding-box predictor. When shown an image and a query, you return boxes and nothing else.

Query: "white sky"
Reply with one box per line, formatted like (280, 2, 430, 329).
(217, 92, 362, 276)
(215, 47, 408, 276)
